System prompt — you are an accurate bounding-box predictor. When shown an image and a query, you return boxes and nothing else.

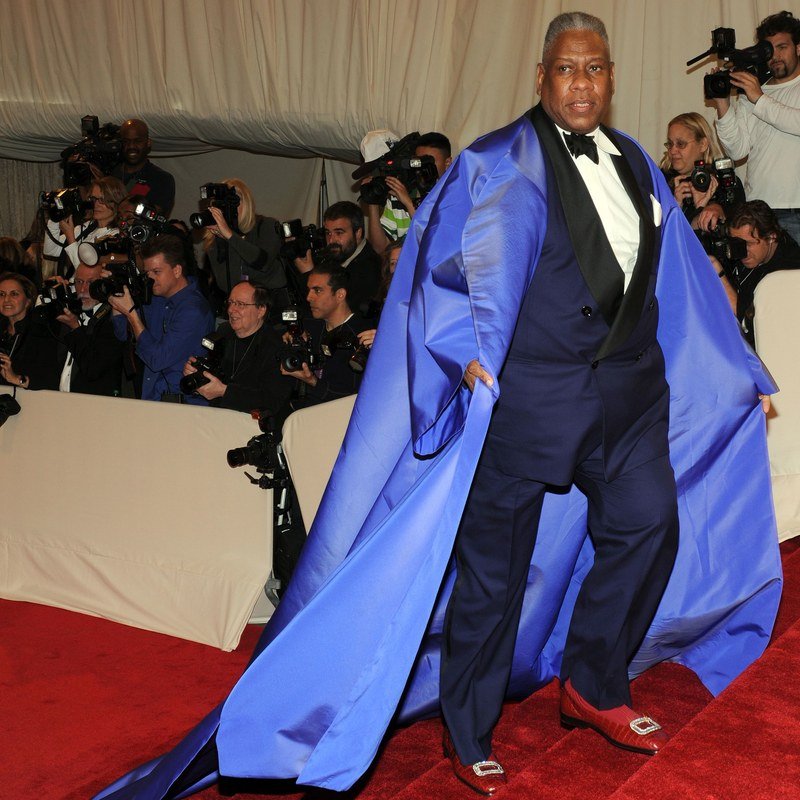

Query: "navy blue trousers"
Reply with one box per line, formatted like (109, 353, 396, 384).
(440, 450, 679, 764)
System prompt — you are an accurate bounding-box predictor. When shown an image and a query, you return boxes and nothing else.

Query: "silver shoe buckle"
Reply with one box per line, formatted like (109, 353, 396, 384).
(629, 716, 661, 736)
(473, 760, 504, 777)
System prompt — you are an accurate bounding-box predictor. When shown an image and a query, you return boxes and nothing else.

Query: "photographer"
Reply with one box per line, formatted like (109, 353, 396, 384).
(56, 263, 124, 396)
(712, 11, 800, 242)
(43, 176, 126, 278)
(109, 234, 214, 402)
(199, 179, 287, 295)
(112, 119, 175, 216)
(362, 131, 452, 254)
(711, 200, 800, 348)
(660, 112, 744, 230)
(292, 201, 381, 316)
(181, 281, 294, 416)
(281, 261, 373, 407)
(0, 272, 62, 390)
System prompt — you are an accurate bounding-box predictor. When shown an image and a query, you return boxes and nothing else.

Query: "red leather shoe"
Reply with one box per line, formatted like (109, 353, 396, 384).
(442, 728, 507, 795)
(560, 678, 669, 755)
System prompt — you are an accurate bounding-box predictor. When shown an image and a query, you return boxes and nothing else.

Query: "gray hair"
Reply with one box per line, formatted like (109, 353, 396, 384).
(542, 12, 609, 61)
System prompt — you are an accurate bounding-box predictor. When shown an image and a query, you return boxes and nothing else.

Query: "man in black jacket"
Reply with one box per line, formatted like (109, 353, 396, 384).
(56, 263, 124, 396)
(181, 281, 294, 417)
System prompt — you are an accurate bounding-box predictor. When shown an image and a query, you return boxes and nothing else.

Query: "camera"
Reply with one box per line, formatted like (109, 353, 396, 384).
(189, 183, 241, 230)
(89, 259, 154, 308)
(60, 115, 122, 183)
(355, 132, 439, 206)
(40, 187, 93, 223)
(696, 223, 748, 264)
(78, 234, 133, 267)
(320, 326, 369, 373)
(30, 279, 83, 324)
(126, 202, 172, 244)
(0, 393, 21, 428)
(277, 310, 322, 372)
(277, 220, 329, 263)
(687, 29, 773, 100)
(712, 157, 738, 206)
(179, 331, 226, 395)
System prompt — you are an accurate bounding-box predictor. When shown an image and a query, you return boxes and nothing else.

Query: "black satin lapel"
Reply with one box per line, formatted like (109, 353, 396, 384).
(528, 105, 624, 326)
(595, 127, 656, 360)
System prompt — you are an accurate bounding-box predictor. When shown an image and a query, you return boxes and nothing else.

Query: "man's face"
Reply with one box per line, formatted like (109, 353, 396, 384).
(765, 32, 800, 82)
(415, 145, 451, 178)
(121, 121, 151, 168)
(143, 253, 183, 297)
(728, 223, 778, 269)
(324, 217, 360, 262)
(227, 282, 265, 337)
(537, 29, 615, 134)
(74, 265, 101, 310)
(306, 273, 344, 320)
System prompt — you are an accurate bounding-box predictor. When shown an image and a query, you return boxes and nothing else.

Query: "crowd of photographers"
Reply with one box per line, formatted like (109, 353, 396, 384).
(3, 9, 800, 427)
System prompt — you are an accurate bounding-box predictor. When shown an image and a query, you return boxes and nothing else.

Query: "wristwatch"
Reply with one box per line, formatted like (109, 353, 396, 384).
(18, 374, 27, 387)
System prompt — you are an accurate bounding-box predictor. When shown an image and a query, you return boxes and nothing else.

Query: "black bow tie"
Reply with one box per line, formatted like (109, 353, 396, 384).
(564, 132, 599, 164)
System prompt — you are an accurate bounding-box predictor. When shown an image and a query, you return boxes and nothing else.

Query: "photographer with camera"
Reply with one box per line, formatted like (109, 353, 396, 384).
(710, 200, 800, 348)
(292, 201, 381, 316)
(55, 262, 124, 396)
(660, 112, 744, 231)
(711, 11, 800, 243)
(112, 119, 176, 216)
(181, 281, 294, 415)
(0, 272, 62, 390)
(280, 261, 373, 407)
(360, 131, 452, 254)
(197, 179, 287, 296)
(43, 176, 126, 278)
(109, 234, 214, 403)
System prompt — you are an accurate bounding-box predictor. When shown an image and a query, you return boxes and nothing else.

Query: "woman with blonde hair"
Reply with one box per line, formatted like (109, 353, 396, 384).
(200, 178, 286, 296)
(660, 111, 744, 231)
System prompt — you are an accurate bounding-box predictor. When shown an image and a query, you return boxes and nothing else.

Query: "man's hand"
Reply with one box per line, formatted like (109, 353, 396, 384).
(293, 249, 314, 274)
(208, 206, 234, 240)
(729, 70, 764, 104)
(695, 201, 725, 232)
(194, 372, 227, 400)
(280, 362, 318, 386)
(463, 359, 493, 392)
(759, 394, 771, 414)
(357, 328, 377, 349)
(56, 307, 81, 330)
(107, 285, 136, 316)
(182, 357, 198, 377)
(385, 177, 416, 216)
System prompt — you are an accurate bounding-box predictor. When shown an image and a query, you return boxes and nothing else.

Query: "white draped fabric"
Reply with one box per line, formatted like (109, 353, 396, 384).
(0, 0, 788, 235)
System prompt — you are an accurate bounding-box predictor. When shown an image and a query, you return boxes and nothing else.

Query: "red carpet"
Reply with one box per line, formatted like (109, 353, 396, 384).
(2, 543, 798, 800)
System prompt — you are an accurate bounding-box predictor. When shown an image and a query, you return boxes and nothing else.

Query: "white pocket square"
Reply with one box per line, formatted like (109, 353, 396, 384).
(650, 194, 662, 227)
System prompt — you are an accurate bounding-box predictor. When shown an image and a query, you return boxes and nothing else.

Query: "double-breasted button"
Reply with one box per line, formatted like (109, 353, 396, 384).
(635, 351, 644, 361)
(581, 305, 593, 317)
(591, 360, 599, 369)
(648, 299, 655, 310)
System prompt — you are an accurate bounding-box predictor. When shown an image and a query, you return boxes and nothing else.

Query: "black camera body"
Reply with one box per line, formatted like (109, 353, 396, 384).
(689, 160, 713, 192)
(693, 28, 773, 99)
(89, 260, 154, 308)
(179, 331, 226, 395)
(30, 279, 84, 324)
(40, 187, 93, 223)
(277, 220, 329, 263)
(126, 202, 171, 244)
(189, 183, 241, 230)
(60, 115, 122, 182)
(357, 132, 439, 206)
(697, 223, 748, 264)
(277, 311, 323, 373)
(320, 325, 370, 373)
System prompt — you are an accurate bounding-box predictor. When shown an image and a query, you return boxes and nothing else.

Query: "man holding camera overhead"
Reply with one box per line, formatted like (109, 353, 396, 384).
(108, 234, 214, 402)
(712, 11, 800, 243)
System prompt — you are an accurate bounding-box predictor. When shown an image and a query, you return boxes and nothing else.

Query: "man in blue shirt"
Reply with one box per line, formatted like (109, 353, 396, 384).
(109, 235, 214, 402)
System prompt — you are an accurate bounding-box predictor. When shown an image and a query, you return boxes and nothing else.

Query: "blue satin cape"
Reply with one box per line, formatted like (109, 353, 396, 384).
(95, 116, 781, 799)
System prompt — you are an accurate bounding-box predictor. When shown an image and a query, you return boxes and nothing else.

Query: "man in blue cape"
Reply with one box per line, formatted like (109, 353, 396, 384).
(95, 13, 780, 800)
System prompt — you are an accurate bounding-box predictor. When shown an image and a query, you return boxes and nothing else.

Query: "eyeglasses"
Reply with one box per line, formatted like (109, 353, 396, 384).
(225, 299, 259, 309)
(664, 140, 694, 150)
(89, 195, 108, 205)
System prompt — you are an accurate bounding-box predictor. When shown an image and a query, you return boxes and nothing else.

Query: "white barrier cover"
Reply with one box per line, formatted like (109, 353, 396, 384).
(0, 390, 272, 650)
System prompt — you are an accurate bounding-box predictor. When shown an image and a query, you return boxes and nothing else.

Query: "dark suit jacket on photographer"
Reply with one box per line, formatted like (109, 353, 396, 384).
(211, 321, 295, 417)
(206, 216, 288, 295)
(296, 314, 373, 408)
(61, 306, 125, 396)
(341, 241, 382, 316)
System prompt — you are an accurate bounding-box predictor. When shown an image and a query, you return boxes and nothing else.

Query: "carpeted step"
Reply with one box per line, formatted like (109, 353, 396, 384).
(608, 617, 800, 800)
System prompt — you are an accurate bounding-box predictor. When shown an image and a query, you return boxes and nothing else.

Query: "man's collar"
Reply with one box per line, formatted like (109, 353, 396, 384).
(342, 238, 366, 268)
(554, 123, 620, 157)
